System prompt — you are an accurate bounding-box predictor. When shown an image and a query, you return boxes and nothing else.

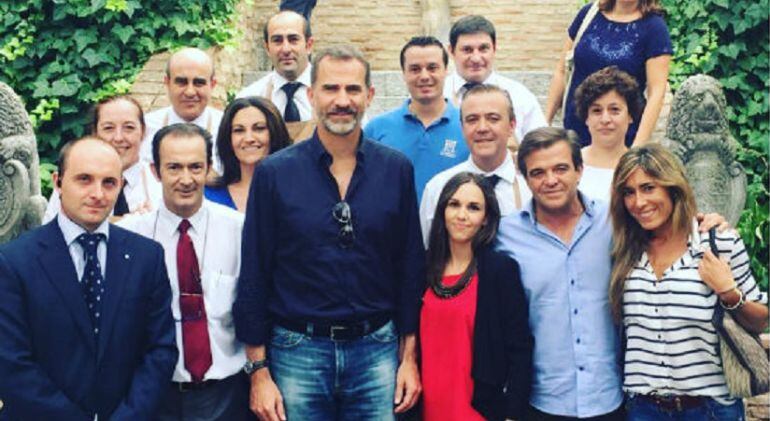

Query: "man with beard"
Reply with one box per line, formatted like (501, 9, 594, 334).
(234, 45, 424, 421)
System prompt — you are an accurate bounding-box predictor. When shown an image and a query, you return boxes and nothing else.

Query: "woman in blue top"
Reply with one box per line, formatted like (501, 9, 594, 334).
(545, 0, 673, 147)
(205, 97, 291, 212)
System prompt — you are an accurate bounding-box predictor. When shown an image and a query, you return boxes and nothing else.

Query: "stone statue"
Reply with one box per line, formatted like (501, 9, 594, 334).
(0, 82, 46, 243)
(420, 0, 451, 43)
(663, 74, 746, 226)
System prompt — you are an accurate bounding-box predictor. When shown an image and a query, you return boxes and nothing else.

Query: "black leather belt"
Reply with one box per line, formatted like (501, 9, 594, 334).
(636, 394, 706, 412)
(276, 315, 390, 341)
(172, 378, 220, 392)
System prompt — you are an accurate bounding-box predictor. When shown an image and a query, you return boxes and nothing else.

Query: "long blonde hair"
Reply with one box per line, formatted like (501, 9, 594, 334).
(608, 144, 697, 321)
(599, 0, 665, 16)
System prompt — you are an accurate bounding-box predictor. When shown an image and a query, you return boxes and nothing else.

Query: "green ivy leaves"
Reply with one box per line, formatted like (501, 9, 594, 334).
(0, 0, 238, 197)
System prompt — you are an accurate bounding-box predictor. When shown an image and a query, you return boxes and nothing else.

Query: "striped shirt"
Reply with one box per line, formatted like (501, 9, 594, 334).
(622, 229, 766, 402)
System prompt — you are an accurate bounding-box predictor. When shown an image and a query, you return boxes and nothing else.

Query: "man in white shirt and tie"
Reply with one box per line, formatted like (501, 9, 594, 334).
(120, 123, 249, 420)
(421, 84, 532, 245)
(237, 10, 315, 141)
(141, 48, 224, 174)
(443, 15, 547, 145)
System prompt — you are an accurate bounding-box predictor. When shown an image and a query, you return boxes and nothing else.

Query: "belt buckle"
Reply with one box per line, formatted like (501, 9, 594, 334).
(330, 325, 347, 341)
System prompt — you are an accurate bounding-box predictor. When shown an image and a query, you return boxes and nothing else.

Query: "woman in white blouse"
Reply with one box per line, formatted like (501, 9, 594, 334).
(608, 144, 768, 420)
(574, 66, 642, 203)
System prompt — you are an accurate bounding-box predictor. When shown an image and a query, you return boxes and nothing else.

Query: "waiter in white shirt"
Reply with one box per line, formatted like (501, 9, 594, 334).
(141, 47, 224, 174)
(120, 123, 249, 421)
(237, 10, 316, 141)
(443, 15, 547, 144)
(421, 84, 532, 245)
(44, 95, 161, 223)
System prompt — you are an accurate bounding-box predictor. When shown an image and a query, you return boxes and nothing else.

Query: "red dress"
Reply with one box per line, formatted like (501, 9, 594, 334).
(420, 274, 485, 421)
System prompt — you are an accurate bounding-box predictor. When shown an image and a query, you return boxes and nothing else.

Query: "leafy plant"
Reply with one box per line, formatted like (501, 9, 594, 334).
(663, 0, 769, 290)
(0, 0, 239, 197)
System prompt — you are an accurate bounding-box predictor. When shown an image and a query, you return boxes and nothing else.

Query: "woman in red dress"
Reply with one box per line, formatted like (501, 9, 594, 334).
(421, 172, 532, 421)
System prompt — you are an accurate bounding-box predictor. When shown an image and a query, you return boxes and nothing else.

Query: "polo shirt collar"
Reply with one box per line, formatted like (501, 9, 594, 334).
(521, 190, 596, 225)
(400, 98, 453, 124)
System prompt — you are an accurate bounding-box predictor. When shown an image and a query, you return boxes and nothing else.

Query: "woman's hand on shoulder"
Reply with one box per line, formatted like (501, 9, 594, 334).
(698, 248, 735, 294)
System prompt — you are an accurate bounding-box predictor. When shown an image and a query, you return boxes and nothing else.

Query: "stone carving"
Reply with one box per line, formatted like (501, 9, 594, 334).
(663, 74, 746, 226)
(0, 82, 46, 244)
(420, 0, 451, 43)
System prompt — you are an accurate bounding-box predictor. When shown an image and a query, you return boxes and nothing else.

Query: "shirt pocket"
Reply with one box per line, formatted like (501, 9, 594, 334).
(202, 270, 238, 322)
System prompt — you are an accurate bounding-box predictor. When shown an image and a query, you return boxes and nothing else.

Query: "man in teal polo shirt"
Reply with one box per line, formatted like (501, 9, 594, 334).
(364, 36, 468, 202)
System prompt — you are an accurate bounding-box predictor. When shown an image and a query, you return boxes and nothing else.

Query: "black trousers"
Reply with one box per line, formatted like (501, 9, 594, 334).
(155, 372, 255, 421)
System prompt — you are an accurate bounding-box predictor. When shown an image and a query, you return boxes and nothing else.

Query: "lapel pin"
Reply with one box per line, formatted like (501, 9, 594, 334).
(124, 253, 130, 260)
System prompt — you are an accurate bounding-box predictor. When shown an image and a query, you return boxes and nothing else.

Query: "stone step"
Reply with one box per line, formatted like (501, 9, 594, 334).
(242, 70, 554, 119)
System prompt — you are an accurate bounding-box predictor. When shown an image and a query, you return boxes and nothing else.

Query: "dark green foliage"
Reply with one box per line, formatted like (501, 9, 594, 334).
(662, 0, 768, 290)
(0, 0, 238, 195)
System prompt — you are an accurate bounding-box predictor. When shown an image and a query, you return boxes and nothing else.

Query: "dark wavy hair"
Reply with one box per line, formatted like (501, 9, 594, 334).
(425, 172, 501, 290)
(213, 96, 291, 186)
(574, 66, 643, 123)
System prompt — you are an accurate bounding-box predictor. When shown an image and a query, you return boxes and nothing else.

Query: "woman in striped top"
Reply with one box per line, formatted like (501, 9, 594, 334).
(608, 144, 768, 420)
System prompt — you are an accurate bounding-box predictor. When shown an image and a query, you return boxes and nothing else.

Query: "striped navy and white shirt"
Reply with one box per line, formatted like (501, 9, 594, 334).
(622, 230, 766, 402)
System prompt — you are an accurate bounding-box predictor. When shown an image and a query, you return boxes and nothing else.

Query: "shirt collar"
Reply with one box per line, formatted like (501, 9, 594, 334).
(168, 106, 210, 126)
(157, 200, 208, 238)
(122, 160, 144, 187)
(451, 70, 497, 95)
(273, 65, 312, 91)
(400, 99, 453, 124)
(521, 190, 596, 224)
(466, 150, 517, 184)
(309, 130, 368, 166)
(57, 211, 110, 247)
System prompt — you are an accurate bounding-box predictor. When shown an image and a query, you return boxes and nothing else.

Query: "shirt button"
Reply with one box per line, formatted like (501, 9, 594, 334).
(657, 334, 662, 339)
(573, 309, 578, 315)
(576, 338, 581, 344)
(654, 308, 658, 313)
(578, 366, 584, 371)
(570, 279, 575, 286)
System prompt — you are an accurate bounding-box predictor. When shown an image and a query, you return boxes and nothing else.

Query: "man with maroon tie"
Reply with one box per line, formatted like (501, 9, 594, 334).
(119, 123, 249, 420)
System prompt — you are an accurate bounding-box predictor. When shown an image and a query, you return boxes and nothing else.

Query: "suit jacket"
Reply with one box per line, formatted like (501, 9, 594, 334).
(471, 247, 533, 421)
(0, 220, 178, 420)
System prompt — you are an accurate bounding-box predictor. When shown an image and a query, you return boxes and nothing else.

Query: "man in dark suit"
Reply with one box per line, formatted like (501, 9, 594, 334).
(0, 137, 178, 420)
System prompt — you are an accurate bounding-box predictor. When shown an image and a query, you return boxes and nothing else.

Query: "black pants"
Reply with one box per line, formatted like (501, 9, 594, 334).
(155, 373, 255, 421)
(525, 404, 624, 421)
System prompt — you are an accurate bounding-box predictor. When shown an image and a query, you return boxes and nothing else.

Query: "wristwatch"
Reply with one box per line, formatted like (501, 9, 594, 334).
(243, 358, 269, 375)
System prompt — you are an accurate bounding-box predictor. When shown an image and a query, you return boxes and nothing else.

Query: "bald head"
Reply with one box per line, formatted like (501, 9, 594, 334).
(55, 137, 123, 231)
(164, 47, 217, 121)
(264, 11, 313, 80)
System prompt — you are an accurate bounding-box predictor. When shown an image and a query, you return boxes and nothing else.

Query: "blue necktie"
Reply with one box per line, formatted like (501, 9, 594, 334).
(76, 233, 106, 337)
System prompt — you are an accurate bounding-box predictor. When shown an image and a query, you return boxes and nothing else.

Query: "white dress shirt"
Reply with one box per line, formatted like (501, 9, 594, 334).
(420, 151, 532, 246)
(444, 71, 547, 142)
(57, 212, 109, 280)
(578, 164, 614, 204)
(118, 200, 245, 382)
(44, 161, 162, 224)
(140, 106, 224, 174)
(237, 66, 313, 122)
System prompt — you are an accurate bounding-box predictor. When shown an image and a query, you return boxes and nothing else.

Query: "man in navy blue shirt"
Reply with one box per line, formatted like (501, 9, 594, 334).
(234, 45, 424, 421)
(365, 36, 468, 202)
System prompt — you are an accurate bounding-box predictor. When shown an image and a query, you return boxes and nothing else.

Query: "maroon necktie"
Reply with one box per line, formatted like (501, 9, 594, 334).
(177, 219, 212, 382)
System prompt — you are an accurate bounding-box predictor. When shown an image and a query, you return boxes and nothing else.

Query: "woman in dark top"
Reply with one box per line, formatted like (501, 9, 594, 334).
(205, 96, 291, 212)
(545, 0, 672, 147)
(420, 172, 532, 421)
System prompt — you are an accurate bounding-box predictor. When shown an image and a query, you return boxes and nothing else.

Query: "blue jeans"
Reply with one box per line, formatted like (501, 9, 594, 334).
(625, 394, 744, 421)
(268, 321, 399, 421)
